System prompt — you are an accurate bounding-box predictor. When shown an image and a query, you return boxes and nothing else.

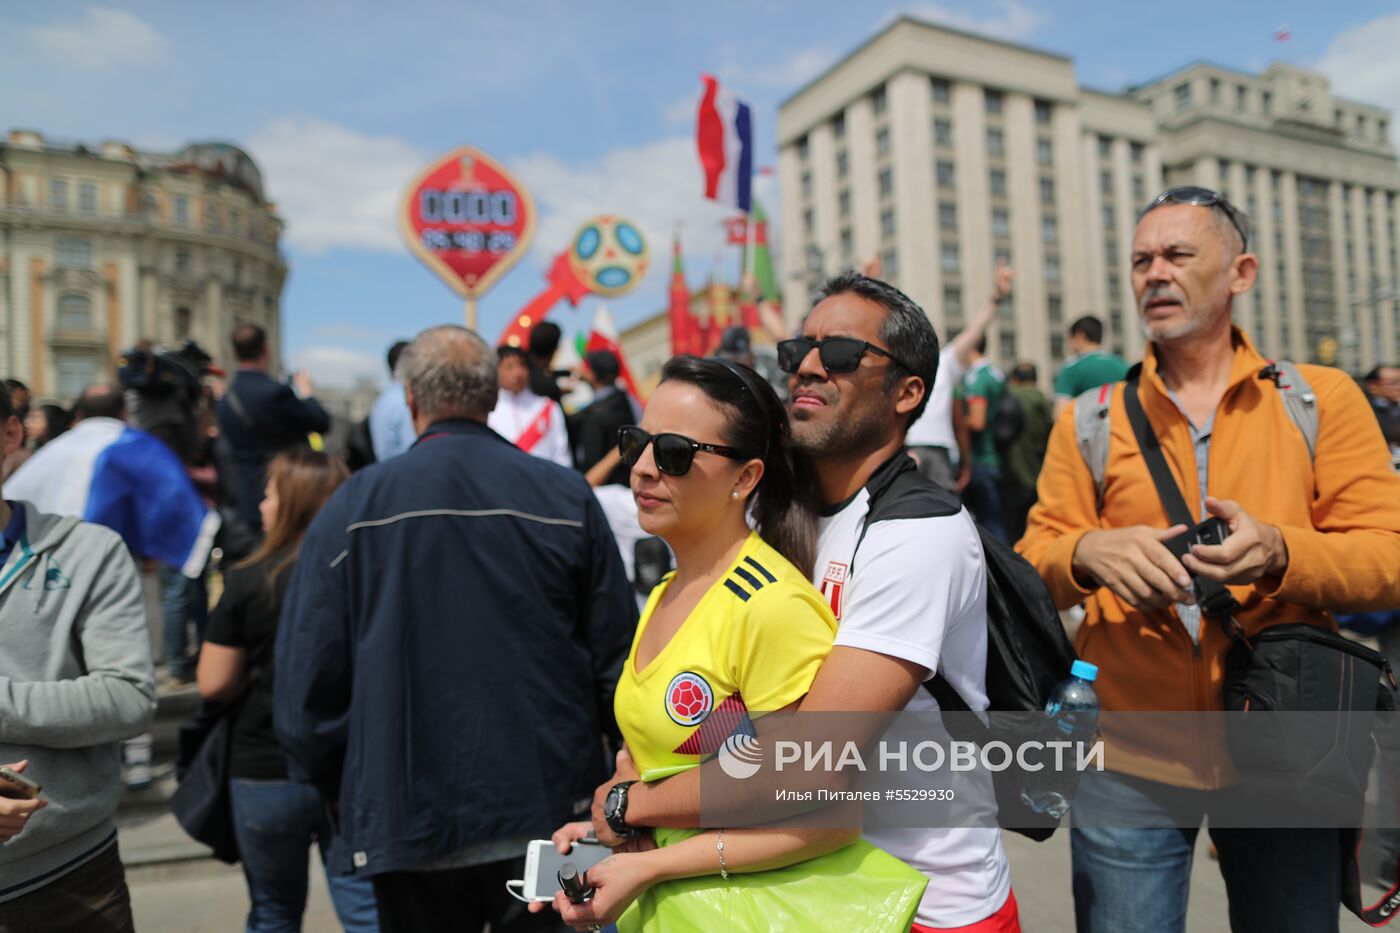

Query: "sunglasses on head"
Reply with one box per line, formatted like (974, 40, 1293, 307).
(1140, 186, 1249, 251)
(617, 426, 753, 477)
(776, 336, 912, 375)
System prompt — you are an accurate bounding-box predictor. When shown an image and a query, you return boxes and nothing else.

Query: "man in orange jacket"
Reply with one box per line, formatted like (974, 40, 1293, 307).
(1018, 186, 1400, 933)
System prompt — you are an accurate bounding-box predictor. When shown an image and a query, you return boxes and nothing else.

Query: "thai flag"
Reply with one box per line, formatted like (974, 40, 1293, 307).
(697, 75, 753, 212)
(4, 418, 219, 577)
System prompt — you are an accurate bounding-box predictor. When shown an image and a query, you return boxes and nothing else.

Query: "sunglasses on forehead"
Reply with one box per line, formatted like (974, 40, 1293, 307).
(1140, 186, 1249, 251)
(617, 426, 755, 477)
(775, 336, 913, 375)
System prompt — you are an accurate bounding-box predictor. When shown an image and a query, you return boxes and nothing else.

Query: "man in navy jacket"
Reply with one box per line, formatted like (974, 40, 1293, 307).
(274, 325, 636, 933)
(215, 324, 330, 531)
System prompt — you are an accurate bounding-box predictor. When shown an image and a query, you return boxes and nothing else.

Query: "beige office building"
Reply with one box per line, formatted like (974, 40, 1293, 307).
(778, 17, 1400, 376)
(0, 130, 287, 400)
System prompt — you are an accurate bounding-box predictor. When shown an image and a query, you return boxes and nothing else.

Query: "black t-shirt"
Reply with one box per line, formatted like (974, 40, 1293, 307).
(204, 561, 292, 779)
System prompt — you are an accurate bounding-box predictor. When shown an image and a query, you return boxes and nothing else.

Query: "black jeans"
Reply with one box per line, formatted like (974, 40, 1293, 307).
(372, 857, 565, 933)
(0, 840, 134, 933)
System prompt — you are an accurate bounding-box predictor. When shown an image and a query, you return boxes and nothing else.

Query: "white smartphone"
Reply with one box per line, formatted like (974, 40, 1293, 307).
(519, 837, 611, 902)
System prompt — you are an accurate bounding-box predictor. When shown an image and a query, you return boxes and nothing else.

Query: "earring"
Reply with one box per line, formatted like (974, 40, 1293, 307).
(731, 491, 740, 500)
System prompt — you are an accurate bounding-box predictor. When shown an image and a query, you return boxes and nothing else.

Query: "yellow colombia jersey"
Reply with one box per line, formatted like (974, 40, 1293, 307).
(615, 532, 838, 779)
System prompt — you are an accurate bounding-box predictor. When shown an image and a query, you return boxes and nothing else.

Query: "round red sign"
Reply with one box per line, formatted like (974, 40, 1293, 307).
(398, 145, 536, 299)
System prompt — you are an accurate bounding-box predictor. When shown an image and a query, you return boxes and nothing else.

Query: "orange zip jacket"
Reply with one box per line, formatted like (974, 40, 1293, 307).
(1017, 327, 1400, 788)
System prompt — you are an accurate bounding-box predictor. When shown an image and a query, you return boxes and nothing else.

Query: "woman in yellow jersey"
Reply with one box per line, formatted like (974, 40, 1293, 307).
(532, 357, 925, 932)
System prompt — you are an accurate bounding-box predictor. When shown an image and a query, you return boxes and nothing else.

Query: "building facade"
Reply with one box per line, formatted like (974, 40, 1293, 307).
(0, 130, 287, 401)
(778, 18, 1400, 377)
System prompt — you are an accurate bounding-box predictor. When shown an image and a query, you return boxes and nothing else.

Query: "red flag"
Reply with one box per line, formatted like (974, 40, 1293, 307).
(724, 216, 748, 245)
(724, 216, 767, 246)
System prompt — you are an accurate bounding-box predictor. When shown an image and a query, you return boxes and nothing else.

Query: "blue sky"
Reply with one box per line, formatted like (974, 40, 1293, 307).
(4, 1, 1399, 386)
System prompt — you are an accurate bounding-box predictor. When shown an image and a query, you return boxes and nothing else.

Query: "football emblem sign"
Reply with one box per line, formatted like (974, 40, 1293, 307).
(665, 671, 714, 727)
(566, 215, 649, 298)
(399, 146, 537, 327)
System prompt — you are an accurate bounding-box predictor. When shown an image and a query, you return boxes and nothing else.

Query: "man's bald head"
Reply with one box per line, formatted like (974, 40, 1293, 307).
(73, 384, 126, 422)
(399, 325, 498, 424)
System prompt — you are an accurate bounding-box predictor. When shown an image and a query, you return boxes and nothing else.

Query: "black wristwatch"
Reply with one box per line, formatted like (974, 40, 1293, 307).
(603, 780, 639, 838)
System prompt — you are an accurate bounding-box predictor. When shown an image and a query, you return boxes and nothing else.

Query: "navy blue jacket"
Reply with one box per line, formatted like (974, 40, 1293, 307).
(273, 419, 636, 877)
(216, 369, 331, 529)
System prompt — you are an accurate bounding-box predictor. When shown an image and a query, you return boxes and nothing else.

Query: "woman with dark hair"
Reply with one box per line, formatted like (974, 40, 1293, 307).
(196, 448, 378, 932)
(23, 404, 71, 451)
(534, 356, 925, 931)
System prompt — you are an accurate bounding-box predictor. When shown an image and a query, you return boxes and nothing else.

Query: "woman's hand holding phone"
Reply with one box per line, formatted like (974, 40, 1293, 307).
(549, 851, 659, 931)
(526, 821, 658, 922)
(0, 761, 47, 844)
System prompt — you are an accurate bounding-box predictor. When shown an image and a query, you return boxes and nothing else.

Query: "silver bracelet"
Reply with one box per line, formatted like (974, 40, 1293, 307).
(716, 828, 730, 880)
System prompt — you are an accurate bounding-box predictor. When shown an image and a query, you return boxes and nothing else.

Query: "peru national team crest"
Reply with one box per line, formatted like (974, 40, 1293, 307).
(665, 672, 715, 727)
(820, 561, 849, 620)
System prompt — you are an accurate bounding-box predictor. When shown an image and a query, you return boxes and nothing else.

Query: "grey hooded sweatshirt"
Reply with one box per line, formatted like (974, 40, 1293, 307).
(0, 502, 156, 902)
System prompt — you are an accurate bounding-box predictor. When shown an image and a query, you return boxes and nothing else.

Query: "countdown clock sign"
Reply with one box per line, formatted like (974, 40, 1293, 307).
(398, 145, 536, 320)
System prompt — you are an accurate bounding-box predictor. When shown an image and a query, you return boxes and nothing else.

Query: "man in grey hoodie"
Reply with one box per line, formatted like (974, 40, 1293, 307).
(0, 385, 156, 931)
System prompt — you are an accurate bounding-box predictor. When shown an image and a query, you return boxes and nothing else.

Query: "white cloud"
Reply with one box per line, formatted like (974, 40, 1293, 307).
(246, 116, 783, 286)
(664, 94, 698, 127)
(29, 6, 167, 70)
(1316, 13, 1400, 148)
(513, 135, 772, 270)
(894, 1, 1046, 41)
(730, 48, 837, 90)
(246, 118, 428, 254)
(290, 345, 385, 390)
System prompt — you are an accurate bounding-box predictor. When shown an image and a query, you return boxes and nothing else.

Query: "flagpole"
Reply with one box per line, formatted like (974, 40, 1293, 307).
(745, 199, 758, 289)
(465, 295, 477, 331)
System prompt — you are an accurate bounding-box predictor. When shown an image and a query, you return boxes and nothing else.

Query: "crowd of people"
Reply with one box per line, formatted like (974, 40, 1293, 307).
(0, 185, 1398, 933)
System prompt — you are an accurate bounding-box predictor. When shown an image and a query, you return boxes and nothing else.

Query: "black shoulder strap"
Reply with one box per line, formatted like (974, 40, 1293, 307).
(1121, 373, 1242, 626)
(849, 454, 977, 711)
(851, 454, 959, 575)
(1121, 373, 1195, 529)
(224, 384, 255, 429)
(925, 672, 978, 716)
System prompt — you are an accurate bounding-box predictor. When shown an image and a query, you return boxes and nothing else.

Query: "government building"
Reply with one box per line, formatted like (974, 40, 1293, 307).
(778, 17, 1400, 376)
(0, 130, 287, 400)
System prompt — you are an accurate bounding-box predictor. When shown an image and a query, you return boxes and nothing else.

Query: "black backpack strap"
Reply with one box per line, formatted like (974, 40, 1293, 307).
(850, 453, 959, 576)
(925, 673, 970, 712)
(1120, 373, 1243, 631)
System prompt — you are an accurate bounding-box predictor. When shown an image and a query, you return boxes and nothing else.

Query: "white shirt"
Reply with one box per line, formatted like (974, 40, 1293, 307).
(487, 389, 571, 468)
(813, 478, 1012, 928)
(904, 346, 966, 449)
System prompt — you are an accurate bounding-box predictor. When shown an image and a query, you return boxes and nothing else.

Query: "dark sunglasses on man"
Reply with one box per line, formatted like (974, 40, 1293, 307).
(617, 425, 753, 477)
(1139, 185, 1250, 252)
(775, 336, 913, 375)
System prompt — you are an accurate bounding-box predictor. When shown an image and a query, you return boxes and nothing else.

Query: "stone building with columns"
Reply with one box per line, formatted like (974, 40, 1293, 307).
(0, 130, 286, 401)
(779, 17, 1400, 377)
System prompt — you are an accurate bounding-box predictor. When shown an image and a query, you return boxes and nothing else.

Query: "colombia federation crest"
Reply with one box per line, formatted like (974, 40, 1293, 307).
(664, 671, 714, 727)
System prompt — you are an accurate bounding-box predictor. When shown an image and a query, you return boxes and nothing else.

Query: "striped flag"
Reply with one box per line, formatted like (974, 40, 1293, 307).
(697, 75, 753, 211)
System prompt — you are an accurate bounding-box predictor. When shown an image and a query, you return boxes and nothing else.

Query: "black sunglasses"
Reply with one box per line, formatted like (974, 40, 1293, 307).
(617, 426, 753, 477)
(776, 336, 912, 375)
(1140, 186, 1249, 251)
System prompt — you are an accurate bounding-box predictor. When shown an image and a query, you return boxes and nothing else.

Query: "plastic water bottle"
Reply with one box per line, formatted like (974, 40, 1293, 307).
(1021, 660, 1100, 819)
